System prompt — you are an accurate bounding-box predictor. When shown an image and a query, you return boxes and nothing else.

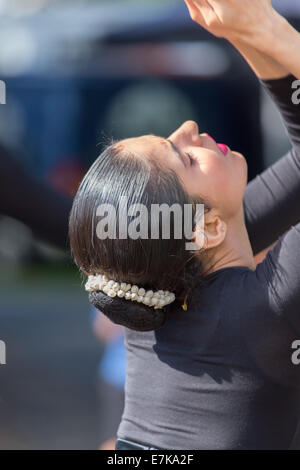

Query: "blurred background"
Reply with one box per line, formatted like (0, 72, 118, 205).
(0, 0, 299, 450)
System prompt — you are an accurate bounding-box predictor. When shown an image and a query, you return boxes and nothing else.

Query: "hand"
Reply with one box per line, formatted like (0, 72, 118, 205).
(184, 0, 300, 80)
(184, 0, 280, 48)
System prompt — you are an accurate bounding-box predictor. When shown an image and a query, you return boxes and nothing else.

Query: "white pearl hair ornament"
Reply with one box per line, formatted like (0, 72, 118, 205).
(85, 274, 175, 310)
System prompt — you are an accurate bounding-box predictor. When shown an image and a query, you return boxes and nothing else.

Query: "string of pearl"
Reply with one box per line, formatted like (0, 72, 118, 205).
(85, 274, 175, 310)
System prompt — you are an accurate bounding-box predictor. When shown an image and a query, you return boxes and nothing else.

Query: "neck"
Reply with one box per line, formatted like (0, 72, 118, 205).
(201, 206, 255, 275)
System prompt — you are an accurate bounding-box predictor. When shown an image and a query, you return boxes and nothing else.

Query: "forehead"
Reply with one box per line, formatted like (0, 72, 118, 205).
(116, 135, 168, 158)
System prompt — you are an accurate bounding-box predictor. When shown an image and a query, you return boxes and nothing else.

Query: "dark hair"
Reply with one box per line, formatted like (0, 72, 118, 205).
(69, 142, 209, 331)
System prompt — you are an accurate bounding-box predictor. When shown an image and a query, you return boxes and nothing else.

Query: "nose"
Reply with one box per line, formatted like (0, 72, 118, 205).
(181, 120, 199, 135)
(169, 120, 201, 146)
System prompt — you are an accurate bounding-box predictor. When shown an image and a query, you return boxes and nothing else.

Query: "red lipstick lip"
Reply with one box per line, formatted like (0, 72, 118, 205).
(205, 135, 229, 156)
(206, 134, 217, 144)
(217, 143, 229, 156)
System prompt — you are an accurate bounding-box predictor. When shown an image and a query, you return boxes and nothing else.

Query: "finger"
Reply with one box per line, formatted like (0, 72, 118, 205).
(192, 0, 214, 24)
(184, 0, 206, 26)
(204, 0, 224, 22)
(184, 0, 199, 20)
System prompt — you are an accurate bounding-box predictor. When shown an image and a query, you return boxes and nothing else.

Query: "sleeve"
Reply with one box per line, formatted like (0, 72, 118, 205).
(256, 222, 300, 335)
(0, 145, 72, 250)
(244, 74, 300, 255)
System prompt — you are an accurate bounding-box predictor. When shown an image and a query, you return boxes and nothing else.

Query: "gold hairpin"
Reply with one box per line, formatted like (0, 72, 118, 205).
(182, 295, 188, 311)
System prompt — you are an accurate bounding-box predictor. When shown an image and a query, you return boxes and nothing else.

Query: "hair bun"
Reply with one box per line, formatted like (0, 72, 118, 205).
(89, 290, 169, 331)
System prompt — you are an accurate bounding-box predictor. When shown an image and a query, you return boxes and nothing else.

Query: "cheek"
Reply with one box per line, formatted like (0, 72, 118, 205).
(220, 157, 247, 214)
(181, 159, 226, 204)
(202, 160, 230, 201)
(204, 158, 246, 213)
(179, 154, 247, 215)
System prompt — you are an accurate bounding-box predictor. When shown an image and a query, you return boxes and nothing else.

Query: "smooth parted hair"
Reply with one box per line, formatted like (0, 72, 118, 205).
(69, 143, 208, 331)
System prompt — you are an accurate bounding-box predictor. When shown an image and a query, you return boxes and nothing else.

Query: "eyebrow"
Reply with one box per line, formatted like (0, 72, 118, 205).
(166, 139, 187, 168)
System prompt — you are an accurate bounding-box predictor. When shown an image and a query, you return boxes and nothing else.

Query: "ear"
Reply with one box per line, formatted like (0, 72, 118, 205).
(193, 209, 227, 250)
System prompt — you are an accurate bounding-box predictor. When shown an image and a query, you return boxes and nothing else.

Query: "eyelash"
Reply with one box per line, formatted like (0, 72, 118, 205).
(186, 153, 195, 165)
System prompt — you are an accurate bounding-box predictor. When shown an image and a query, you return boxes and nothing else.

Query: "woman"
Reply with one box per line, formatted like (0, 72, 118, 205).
(69, 0, 300, 450)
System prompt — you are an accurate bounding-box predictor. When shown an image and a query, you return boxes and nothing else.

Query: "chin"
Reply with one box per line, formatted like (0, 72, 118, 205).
(233, 150, 248, 174)
(231, 150, 246, 161)
(230, 153, 248, 198)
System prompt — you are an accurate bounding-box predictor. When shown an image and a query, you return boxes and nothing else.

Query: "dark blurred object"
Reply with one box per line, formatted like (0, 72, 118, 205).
(0, 144, 72, 250)
(272, 0, 300, 18)
(0, 1, 263, 183)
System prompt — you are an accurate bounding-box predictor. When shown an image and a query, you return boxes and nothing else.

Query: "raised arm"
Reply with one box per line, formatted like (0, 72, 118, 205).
(184, 0, 300, 80)
(244, 75, 300, 254)
(184, 0, 300, 254)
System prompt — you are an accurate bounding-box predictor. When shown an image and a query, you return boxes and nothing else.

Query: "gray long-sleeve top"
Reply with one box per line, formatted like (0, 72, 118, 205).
(118, 75, 300, 450)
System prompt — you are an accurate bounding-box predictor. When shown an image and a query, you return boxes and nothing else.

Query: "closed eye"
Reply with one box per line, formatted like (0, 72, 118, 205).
(186, 153, 195, 166)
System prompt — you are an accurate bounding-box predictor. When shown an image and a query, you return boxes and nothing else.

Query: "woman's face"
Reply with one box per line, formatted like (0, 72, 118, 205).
(118, 120, 248, 220)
